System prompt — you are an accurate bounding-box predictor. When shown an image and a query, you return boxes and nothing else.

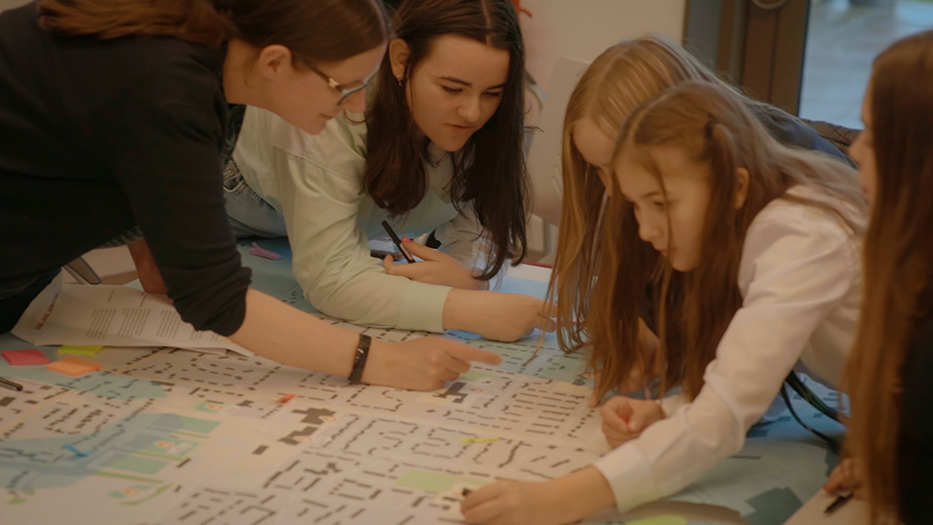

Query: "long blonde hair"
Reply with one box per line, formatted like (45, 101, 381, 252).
(843, 30, 933, 525)
(586, 81, 865, 401)
(550, 35, 755, 359)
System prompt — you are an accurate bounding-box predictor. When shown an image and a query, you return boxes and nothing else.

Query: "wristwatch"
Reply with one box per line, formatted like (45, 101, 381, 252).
(348, 334, 372, 384)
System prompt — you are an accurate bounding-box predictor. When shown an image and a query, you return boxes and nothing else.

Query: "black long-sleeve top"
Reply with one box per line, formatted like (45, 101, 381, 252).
(898, 315, 933, 524)
(0, 2, 250, 335)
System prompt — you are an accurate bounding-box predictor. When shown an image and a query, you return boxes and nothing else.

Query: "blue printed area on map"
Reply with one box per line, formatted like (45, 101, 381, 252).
(0, 413, 216, 491)
(0, 241, 849, 523)
(0, 344, 165, 401)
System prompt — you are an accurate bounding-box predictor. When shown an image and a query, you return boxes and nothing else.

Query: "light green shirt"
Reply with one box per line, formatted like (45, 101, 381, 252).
(233, 107, 492, 332)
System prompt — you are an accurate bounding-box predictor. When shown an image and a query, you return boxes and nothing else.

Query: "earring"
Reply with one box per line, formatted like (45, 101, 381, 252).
(396, 76, 403, 86)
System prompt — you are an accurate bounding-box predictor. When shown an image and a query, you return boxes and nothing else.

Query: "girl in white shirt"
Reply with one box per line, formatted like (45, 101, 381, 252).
(226, 0, 552, 342)
(548, 35, 855, 391)
(461, 81, 868, 524)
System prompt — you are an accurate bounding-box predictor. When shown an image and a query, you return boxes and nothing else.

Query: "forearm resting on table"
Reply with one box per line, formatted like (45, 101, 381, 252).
(228, 289, 359, 378)
(441, 288, 518, 332)
(556, 466, 617, 522)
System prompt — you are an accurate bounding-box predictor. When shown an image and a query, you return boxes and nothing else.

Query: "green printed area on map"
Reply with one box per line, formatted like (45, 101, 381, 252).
(396, 470, 485, 494)
(104, 454, 170, 475)
(151, 414, 220, 435)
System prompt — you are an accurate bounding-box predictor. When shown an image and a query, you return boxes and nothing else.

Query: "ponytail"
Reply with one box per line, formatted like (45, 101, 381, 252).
(39, 0, 232, 47)
(39, 0, 389, 64)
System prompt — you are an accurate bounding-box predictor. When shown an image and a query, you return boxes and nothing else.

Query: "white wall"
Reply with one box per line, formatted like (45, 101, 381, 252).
(517, 1, 687, 261)
(519, 0, 687, 91)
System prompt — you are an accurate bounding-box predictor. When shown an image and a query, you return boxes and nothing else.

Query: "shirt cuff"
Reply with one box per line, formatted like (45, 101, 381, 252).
(397, 282, 452, 333)
(593, 442, 663, 513)
(659, 393, 689, 417)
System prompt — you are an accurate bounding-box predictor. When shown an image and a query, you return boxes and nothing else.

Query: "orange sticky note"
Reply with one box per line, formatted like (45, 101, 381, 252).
(47, 356, 102, 377)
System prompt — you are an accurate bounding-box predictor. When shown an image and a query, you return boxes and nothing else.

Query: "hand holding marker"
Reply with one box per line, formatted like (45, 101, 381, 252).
(381, 220, 416, 263)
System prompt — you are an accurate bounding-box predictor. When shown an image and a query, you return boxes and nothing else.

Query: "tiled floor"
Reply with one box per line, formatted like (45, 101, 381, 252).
(799, 0, 933, 128)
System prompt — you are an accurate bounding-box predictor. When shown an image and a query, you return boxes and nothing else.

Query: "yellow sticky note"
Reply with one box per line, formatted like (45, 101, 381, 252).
(59, 345, 104, 356)
(460, 437, 498, 444)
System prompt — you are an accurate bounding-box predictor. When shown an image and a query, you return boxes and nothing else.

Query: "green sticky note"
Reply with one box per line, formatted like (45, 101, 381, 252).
(59, 345, 105, 356)
(625, 516, 688, 525)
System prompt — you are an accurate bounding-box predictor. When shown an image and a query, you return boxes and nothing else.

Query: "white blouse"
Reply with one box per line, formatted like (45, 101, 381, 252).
(594, 185, 865, 512)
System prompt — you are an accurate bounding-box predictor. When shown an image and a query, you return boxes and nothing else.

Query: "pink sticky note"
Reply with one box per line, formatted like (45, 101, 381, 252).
(248, 242, 282, 261)
(2, 349, 51, 366)
(47, 356, 102, 377)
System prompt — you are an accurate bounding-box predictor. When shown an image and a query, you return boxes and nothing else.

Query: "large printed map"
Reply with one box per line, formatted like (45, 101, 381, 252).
(0, 240, 844, 525)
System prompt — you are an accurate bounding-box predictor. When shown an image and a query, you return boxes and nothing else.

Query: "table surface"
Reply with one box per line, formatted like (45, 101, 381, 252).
(0, 239, 846, 525)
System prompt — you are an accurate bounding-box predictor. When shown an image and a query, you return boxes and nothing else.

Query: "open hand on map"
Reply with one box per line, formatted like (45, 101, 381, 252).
(461, 466, 616, 525)
(443, 290, 557, 342)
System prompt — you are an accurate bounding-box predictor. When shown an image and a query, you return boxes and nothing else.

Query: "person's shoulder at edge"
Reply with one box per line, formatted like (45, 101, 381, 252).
(903, 314, 933, 403)
(898, 313, 933, 525)
(748, 184, 863, 239)
(129, 38, 226, 106)
(2, 2, 224, 119)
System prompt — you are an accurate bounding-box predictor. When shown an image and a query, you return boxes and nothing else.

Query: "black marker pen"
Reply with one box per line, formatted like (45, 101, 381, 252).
(381, 220, 416, 263)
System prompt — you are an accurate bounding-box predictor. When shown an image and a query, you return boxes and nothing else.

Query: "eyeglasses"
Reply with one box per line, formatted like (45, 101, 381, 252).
(308, 65, 379, 105)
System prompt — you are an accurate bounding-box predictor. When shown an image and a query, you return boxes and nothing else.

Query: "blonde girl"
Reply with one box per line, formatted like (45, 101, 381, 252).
(549, 35, 853, 389)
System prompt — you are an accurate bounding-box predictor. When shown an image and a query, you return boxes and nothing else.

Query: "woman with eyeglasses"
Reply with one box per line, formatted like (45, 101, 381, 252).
(223, 0, 554, 342)
(0, 0, 501, 390)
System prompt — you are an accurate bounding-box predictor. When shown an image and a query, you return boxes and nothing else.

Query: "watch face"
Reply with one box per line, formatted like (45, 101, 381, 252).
(349, 335, 371, 383)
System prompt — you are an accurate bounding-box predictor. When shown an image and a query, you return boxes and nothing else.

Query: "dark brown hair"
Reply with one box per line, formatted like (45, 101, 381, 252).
(587, 81, 865, 402)
(843, 29, 933, 525)
(38, 0, 389, 66)
(363, 0, 528, 279)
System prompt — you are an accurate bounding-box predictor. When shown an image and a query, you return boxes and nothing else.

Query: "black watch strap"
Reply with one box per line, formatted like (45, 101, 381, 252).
(348, 334, 372, 384)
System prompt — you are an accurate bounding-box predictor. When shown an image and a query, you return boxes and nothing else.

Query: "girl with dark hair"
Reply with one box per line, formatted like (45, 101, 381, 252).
(0, 0, 501, 391)
(462, 81, 867, 523)
(824, 29, 933, 525)
(226, 0, 552, 341)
